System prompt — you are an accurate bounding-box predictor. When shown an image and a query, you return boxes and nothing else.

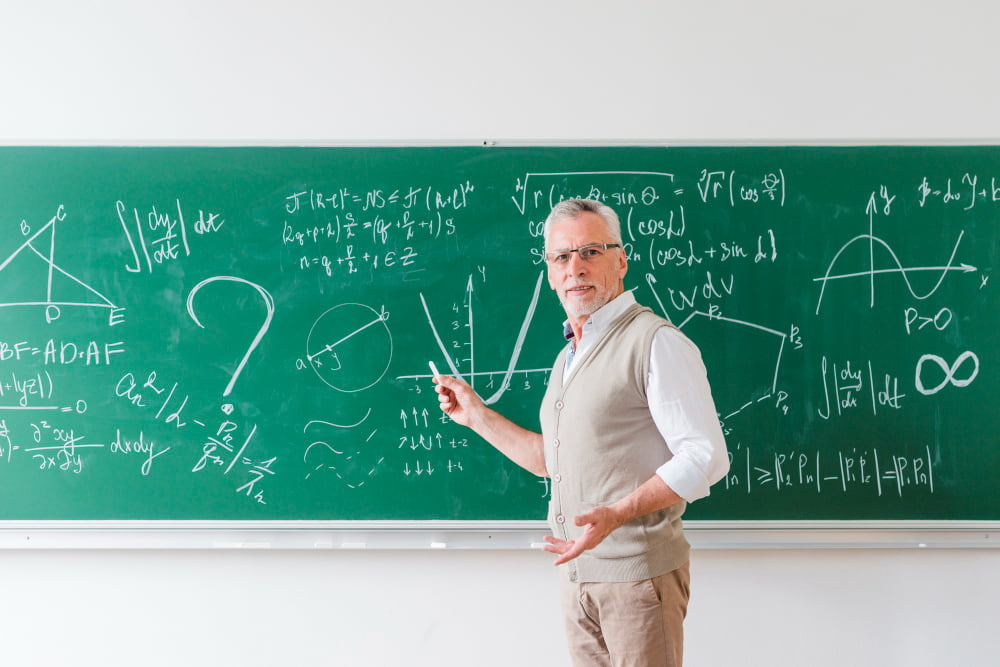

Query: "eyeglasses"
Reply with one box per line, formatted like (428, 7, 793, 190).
(544, 243, 621, 265)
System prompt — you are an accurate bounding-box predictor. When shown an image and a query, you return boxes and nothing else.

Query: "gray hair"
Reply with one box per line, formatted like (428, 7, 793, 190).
(543, 198, 623, 247)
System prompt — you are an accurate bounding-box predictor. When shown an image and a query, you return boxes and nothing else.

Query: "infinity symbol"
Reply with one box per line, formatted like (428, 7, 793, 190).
(915, 351, 979, 396)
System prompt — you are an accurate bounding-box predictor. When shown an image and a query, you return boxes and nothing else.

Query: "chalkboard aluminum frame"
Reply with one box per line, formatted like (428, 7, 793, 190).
(0, 520, 998, 549)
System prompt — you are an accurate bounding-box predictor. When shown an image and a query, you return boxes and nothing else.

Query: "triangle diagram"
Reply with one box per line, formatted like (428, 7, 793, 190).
(0, 212, 116, 310)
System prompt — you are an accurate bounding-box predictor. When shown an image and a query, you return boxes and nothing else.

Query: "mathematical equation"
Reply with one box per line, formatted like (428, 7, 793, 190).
(515, 168, 787, 218)
(0, 360, 275, 505)
(116, 198, 226, 275)
(282, 182, 471, 279)
(916, 172, 1000, 209)
(723, 443, 935, 498)
(113, 368, 275, 503)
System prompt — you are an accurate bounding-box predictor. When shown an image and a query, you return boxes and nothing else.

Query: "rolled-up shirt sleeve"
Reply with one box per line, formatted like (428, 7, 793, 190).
(648, 326, 730, 502)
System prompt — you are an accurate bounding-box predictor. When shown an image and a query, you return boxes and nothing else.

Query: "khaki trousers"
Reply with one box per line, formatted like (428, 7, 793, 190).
(559, 562, 691, 667)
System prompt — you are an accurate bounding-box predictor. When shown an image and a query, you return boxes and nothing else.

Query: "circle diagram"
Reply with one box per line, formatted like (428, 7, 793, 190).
(306, 303, 392, 392)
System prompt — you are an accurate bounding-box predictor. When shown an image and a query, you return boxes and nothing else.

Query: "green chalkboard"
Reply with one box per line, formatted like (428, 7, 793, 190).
(0, 145, 995, 522)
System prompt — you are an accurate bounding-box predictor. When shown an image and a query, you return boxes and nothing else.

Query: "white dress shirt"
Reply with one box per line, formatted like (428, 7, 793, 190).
(562, 291, 729, 502)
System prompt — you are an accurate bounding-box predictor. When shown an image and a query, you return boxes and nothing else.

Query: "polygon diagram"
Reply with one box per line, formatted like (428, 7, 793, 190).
(678, 311, 785, 420)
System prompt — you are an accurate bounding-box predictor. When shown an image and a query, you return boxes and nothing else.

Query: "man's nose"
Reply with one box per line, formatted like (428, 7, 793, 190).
(566, 252, 588, 275)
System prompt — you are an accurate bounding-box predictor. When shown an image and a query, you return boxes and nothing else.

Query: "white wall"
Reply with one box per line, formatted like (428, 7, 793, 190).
(2, 1, 998, 665)
(5, 0, 998, 142)
(0, 547, 997, 666)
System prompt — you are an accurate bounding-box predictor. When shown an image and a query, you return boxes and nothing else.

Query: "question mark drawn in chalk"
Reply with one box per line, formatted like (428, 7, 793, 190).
(187, 276, 275, 410)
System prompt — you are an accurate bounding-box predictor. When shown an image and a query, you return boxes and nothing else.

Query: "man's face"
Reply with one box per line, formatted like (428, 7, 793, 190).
(545, 211, 628, 321)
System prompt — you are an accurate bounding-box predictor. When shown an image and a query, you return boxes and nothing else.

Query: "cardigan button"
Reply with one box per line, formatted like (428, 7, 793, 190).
(552, 438, 560, 448)
(554, 400, 564, 410)
(555, 514, 566, 524)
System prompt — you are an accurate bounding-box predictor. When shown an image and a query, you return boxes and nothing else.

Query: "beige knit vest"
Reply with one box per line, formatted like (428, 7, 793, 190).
(540, 303, 689, 583)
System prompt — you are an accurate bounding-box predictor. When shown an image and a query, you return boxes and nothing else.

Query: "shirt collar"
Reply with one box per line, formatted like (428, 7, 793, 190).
(561, 290, 637, 342)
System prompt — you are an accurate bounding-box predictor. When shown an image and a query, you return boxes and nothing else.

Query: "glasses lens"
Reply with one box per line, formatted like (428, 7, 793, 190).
(546, 250, 568, 264)
(545, 244, 617, 264)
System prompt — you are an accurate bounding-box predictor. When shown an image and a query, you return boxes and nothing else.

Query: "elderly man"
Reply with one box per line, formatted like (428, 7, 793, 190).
(434, 198, 729, 667)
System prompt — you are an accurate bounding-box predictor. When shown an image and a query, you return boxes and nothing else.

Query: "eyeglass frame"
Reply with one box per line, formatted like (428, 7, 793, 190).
(543, 242, 622, 265)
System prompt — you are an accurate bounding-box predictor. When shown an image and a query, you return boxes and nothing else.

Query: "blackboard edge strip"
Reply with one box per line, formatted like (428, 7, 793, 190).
(0, 520, 997, 550)
(4, 138, 1000, 148)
